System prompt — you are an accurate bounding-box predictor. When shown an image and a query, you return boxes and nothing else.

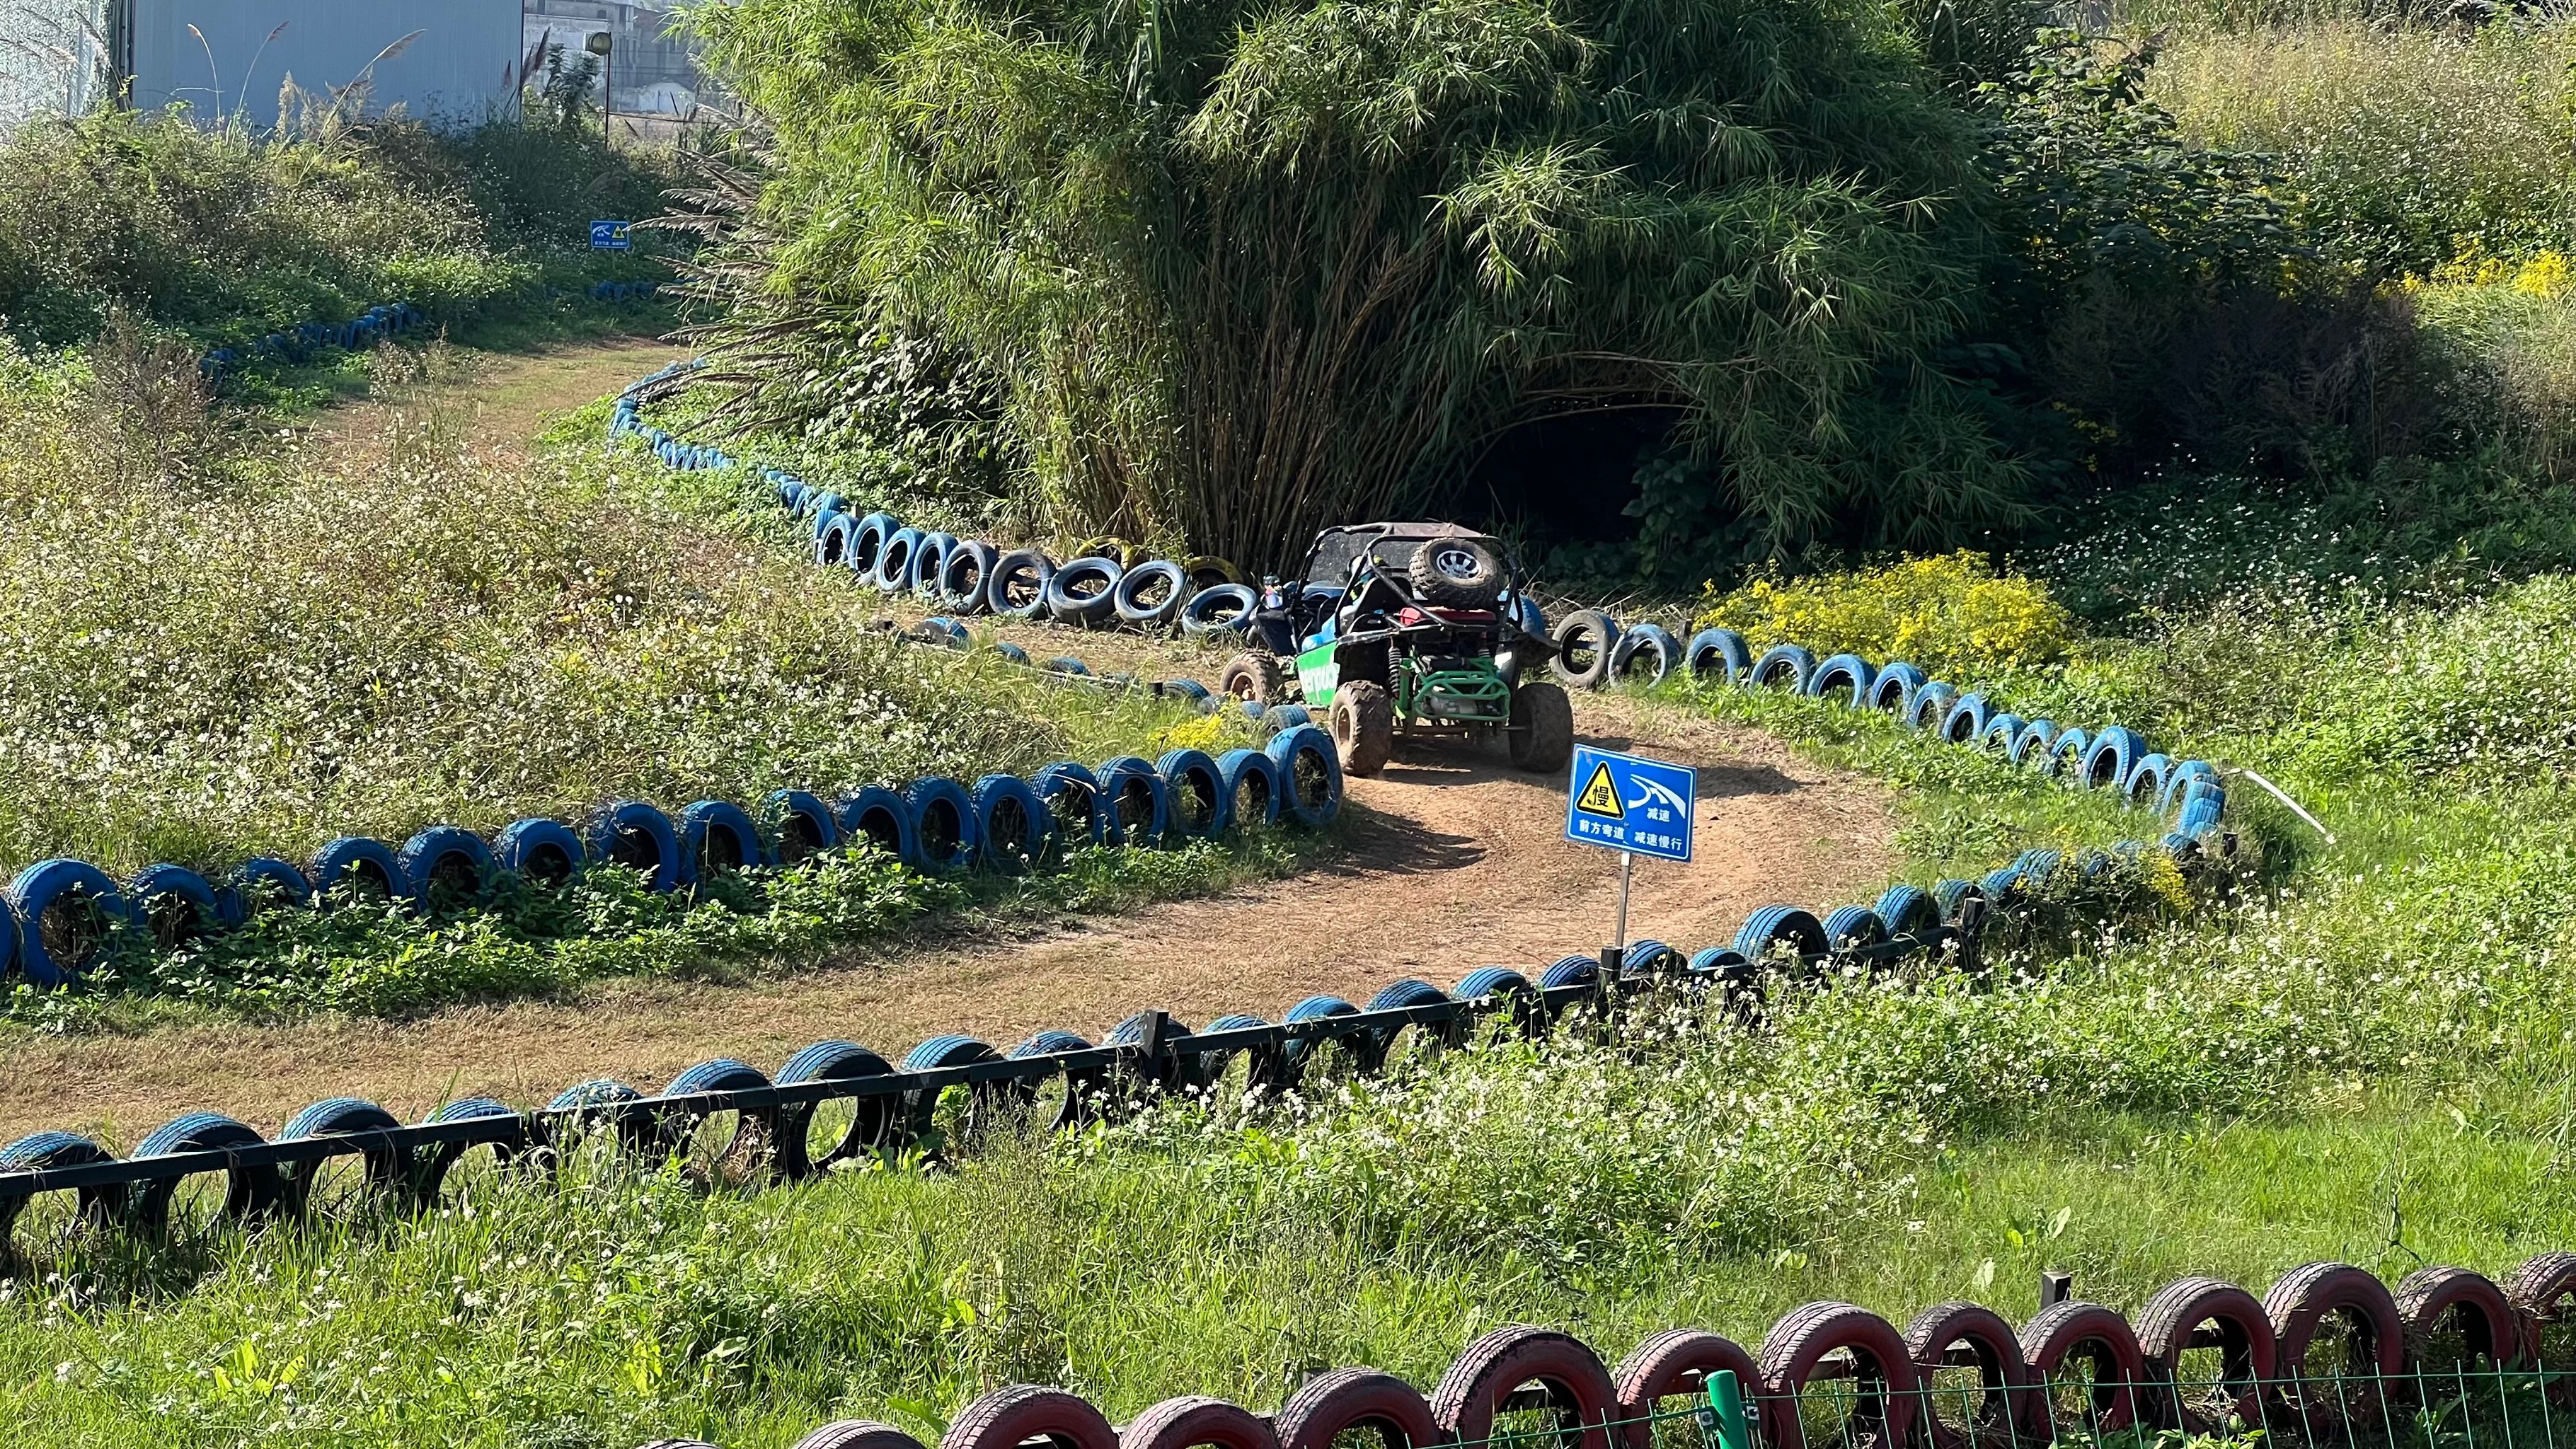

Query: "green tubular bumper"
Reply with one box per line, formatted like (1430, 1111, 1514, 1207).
(1409, 668, 1511, 724)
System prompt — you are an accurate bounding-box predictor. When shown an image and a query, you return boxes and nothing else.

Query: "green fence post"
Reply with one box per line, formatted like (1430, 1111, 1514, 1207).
(1706, 1368, 1752, 1449)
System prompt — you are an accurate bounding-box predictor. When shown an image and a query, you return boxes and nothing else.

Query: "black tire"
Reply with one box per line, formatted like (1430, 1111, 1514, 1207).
(1409, 536, 1507, 608)
(1331, 680, 1396, 777)
(1509, 681, 1575, 772)
(1221, 651, 1289, 706)
(1549, 610, 1618, 689)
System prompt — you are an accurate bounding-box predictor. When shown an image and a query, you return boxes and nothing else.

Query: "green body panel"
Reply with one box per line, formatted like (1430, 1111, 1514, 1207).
(1296, 640, 1340, 706)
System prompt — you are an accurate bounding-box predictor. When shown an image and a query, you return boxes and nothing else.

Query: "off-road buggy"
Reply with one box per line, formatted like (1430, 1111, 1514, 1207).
(1218, 521, 1573, 777)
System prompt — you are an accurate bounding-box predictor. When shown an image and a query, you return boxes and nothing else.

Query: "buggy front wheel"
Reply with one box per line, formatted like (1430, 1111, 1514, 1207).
(1507, 681, 1574, 773)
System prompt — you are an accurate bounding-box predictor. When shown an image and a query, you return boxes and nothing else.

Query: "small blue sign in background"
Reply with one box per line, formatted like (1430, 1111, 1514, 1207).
(590, 220, 633, 250)
(1564, 745, 1697, 864)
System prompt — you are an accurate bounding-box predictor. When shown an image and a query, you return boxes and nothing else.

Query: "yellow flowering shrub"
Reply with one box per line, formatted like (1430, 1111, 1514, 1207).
(1149, 710, 1233, 756)
(1692, 553, 2077, 678)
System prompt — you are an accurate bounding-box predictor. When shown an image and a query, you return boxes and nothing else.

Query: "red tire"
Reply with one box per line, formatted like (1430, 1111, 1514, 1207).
(2135, 1276, 2277, 1433)
(1432, 1324, 1620, 1449)
(2394, 1266, 2524, 1371)
(942, 1387, 1117, 1449)
(1614, 1329, 1762, 1449)
(1120, 1397, 1279, 1449)
(2263, 1262, 2405, 1428)
(1903, 1301, 2034, 1449)
(2505, 1253, 2576, 1396)
(1275, 1368, 1443, 1449)
(1758, 1302, 1919, 1449)
(800, 1426, 931, 1449)
(2016, 1300, 2143, 1437)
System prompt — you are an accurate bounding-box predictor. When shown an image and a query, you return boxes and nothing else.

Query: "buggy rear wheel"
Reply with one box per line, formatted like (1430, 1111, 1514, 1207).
(1330, 679, 1396, 776)
(1509, 681, 1574, 773)
(1219, 651, 1289, 707)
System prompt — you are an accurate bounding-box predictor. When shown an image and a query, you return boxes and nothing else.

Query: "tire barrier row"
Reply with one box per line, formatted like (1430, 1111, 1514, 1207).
(197, 301, 430, 383)
(199, 279, 668, 385)
(1543, 618, 2227, 851)
(610, 383, 1256, 640)
(0, 727, 1346, 990)
(0, 823, 2247, 1260)
(634, 1257, 2576, 1449)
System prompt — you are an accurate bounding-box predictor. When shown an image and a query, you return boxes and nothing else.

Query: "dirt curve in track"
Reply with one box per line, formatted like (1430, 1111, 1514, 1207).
(0, 340, 1901, 1142)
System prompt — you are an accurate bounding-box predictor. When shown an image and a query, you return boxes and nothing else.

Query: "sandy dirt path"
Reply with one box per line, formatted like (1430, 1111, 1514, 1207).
(0, 341, 1901, 1144)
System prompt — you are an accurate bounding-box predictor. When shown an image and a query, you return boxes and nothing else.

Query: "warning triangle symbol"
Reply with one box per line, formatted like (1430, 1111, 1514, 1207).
(1575, 761, 1625, 819)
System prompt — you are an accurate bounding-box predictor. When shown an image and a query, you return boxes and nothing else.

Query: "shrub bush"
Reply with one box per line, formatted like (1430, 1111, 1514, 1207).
(1692, 553, 2078, 677)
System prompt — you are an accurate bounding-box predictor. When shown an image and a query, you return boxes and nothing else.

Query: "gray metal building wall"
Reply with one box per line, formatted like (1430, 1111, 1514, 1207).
(126, 0, 523, 127)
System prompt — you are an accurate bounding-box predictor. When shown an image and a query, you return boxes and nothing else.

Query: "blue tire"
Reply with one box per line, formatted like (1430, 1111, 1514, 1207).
(1807, 654, 1877, 708)
(1113, 560, 1191, 628)
(906, 777, 980, 872)
(1260, 703, 1312, 734)
(128, 864, 219, 947)
(1939, 693, 1991, 746)
(940, 540, 999, 613)
(1454, 966, 1534, 1004)
(493, 819, 585, 886)
(1932, 878, 1984, 923)
(1749, 645, 1815, 692)
(760, 789, 840, 864)
(1539, 954, 1601, 991)
(1217, 749, 1284, 830)
(1733, 905, 1827, 964)
(912, 533, 960, 601)
(0, 1131, 119, 1237)
(902, 1034, 1001, 1073)
(1979, 712, 2027, 756)
(874, 527, 924, 593)
(1180, 583, 1257, 636)
(972, 774, 1051, 869)
(1045, 557, 1123, 627)
(1095, 756, 1170, 847)
(849, 513, 897, 579)
(394, 826, 495, 908)
(1157, 749, 1227, 838)
(1265, 724, 1343, 829)
(2123, 752, 2174, 805)
(815, 512, 858, 569)
(1030, 763, 1104, 850)
(1868, 662, 1926, 714)
(277, 1097, 408, 1206)
(680, 800, 768, 878)
(583, 802, 683, 892)
(129, 1111, 280, 1230)
(312, 836, 410, 905)
(1907, 682, 1958, 731)
(1684, 628, 1752, 686)
(2011, 720, 2060, 767)
(1873, 884, 1943, 945)
(774, 1040, 899, 1175)
(2081, 726, 2144, 791)
(2158, 761, 2222, 816)
(1505, 594, 1547, 641)
(836, 786, 921, 868)
(2045, 727, 2092, 779)
(1611, 624, 1682, 686)
(1820, 906, 1887, 952)
(807, 492, 847, 526)
(225, 857, 313, 923)
(985, 548, 1056, 620)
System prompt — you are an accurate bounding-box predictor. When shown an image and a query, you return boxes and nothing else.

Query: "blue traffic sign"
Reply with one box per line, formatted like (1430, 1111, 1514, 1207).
(1564, 745, 1696, 864)
(590, 220, 632, 250)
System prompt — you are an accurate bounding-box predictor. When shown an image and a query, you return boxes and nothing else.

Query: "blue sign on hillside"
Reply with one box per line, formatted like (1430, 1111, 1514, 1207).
(1564, 746, 1697, 864)
(590, 220, 633, 250)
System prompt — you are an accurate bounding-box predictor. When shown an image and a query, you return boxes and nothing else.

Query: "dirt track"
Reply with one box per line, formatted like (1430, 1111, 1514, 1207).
(0, 342, 1901, 1143)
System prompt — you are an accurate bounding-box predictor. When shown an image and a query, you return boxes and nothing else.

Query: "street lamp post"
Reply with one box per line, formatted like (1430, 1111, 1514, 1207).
(585, 29, 613, 146)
